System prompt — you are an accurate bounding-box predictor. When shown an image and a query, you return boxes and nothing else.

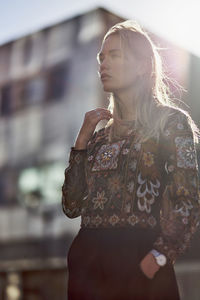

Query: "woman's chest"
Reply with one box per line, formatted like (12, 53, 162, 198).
(85, 134, 162, 179)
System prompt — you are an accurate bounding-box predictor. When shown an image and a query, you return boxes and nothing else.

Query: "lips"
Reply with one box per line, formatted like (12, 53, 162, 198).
(100, 73, 112, 81)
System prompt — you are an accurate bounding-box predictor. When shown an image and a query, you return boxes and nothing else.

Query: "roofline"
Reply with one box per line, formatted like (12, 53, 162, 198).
(0, 6, 112, 48)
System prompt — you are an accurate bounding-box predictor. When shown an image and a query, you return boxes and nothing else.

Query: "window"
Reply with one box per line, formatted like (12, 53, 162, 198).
(25, 76, 46, 105)
(23, 37, 33, 65)
(45, 22, 74, 65)
(0, 84, 13, 116)
(0, 167, 18, 205)
(0, 44, 11, 82)
(78, 11, 104, 43)
(12, 81, 27, 111)
(46, 62, 69, 101)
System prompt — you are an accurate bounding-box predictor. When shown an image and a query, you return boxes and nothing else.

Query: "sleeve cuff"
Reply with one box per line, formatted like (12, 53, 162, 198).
(68, 147, 87, 164)
(153, 237, 178, 264)
(71, 147, 87, 151)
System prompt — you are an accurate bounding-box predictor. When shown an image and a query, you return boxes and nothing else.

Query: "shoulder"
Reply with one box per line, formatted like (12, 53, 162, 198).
(157, 106, 198, 150)
(163, 107, 192, 135)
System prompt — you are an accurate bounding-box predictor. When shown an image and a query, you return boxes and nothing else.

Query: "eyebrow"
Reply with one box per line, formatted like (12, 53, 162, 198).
(98, 48, 122, 59)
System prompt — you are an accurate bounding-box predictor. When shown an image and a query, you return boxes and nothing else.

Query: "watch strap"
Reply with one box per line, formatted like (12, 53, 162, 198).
(150, 249, 162, 257)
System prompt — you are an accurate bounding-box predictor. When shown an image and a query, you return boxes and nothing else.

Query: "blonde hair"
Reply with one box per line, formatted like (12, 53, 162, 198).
(100, 20, 199, 143)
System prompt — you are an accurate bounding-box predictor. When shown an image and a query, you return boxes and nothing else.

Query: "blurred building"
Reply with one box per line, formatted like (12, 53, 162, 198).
(0, 7, 199, 300)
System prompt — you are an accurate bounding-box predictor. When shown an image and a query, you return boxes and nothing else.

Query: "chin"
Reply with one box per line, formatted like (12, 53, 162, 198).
(103, 87, 113, 92)
(102, 83, 115, 93)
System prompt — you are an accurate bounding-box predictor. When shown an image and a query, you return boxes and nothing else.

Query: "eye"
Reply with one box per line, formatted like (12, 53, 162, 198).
(111, 54, 117, 57)
(111, 53, 121, 59)
(99, 57, 104, 64)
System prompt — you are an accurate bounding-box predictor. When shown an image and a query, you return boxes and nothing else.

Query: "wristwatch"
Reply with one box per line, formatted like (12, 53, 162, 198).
(150, 249, 167, 267)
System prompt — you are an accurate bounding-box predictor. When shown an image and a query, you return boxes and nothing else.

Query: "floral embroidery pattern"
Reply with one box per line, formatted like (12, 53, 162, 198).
(92, 215, 103, 226)
(168, 165, 175, 173)
(109, 175, 121, 193)
(127, 181, 134, 193)
(164, 162, 175, 174)
(177, 123, 184, 130)
(109, 214, 120, 226)
(134, 142, 141, 152)
(82, 214, 157, 227)
(164, 129, 170, 137)
(129, 159, 137, 172)
(175, 136, 196, 169)
(147, 216, 157, 227)
(142, 152, 154, 167)
(137, 173, 160, 213)
(92, 191, 108, 210)
(127, 214, 138, 226)
(122, 148, 129, 155)
(92, 140, 125, 171)
(124, 203, 131, 213)
(82, 216, 90, 226)
(74, 153, 82, 164)
(182, 217, 189, 224)
(176, 186, 189, 196)
(174, 199, 193, 217)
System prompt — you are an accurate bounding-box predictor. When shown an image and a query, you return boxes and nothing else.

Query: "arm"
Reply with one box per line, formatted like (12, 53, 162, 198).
(153, 113, 200, 264)
(140, 112, 200, 278)
(62, 108, 112, 218)
(62, 148, 88, 218)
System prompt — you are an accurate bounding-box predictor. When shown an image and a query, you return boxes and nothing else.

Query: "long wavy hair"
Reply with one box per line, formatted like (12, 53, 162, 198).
(99, 20, 199, 143)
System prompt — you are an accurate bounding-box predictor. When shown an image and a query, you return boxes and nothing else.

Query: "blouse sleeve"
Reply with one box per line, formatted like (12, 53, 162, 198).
(153, 112, 200, 263)
(62, 147, 88, 218)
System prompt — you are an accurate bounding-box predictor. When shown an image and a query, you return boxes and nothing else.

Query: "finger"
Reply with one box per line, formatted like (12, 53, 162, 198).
(98, 114, 112, 121)
(93, 111, 112, 120)
(95, 108, 111, 113)
(94, 108, 112, 116)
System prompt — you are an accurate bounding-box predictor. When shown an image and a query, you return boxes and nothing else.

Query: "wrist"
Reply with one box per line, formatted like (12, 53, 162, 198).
(72, 147, 87, 151)
(74, 138, 88, 150)
(74, 145, 87, 150)
(150, 249, 167, 267)
(75, 131, 93, 149)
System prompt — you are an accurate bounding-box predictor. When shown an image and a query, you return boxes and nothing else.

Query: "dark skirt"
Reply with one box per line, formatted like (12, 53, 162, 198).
(67, 227, 180, 300)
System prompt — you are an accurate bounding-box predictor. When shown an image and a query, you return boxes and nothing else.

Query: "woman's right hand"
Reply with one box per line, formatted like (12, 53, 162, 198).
(74, 108, 112, 150)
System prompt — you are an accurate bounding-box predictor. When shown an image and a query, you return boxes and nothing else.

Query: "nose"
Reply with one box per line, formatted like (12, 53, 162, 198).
(99, 57, 110, 73)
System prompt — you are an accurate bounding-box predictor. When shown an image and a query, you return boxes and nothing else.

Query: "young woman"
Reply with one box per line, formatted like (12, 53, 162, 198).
(62, 20, 200, 300)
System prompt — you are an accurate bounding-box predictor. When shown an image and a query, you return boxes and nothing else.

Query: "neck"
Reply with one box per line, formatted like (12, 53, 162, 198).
(114, 85, 137, 121)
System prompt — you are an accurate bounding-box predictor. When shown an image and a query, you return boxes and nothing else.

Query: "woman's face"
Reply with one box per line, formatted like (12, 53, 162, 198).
(98, 34, 142, 93)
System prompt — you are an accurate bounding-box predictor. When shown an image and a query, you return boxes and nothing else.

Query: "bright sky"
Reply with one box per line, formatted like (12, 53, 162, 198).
(0, 0, 200, 57)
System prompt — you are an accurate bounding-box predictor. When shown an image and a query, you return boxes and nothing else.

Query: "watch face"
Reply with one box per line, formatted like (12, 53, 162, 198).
(157, 255, 167, 266)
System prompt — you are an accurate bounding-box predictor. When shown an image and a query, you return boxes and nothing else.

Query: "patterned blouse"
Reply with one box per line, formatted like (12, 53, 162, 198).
(62, 109, 200, 263)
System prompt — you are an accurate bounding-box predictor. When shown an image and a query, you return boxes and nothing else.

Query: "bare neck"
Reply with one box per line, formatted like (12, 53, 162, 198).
(114, 86, 137, 121)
